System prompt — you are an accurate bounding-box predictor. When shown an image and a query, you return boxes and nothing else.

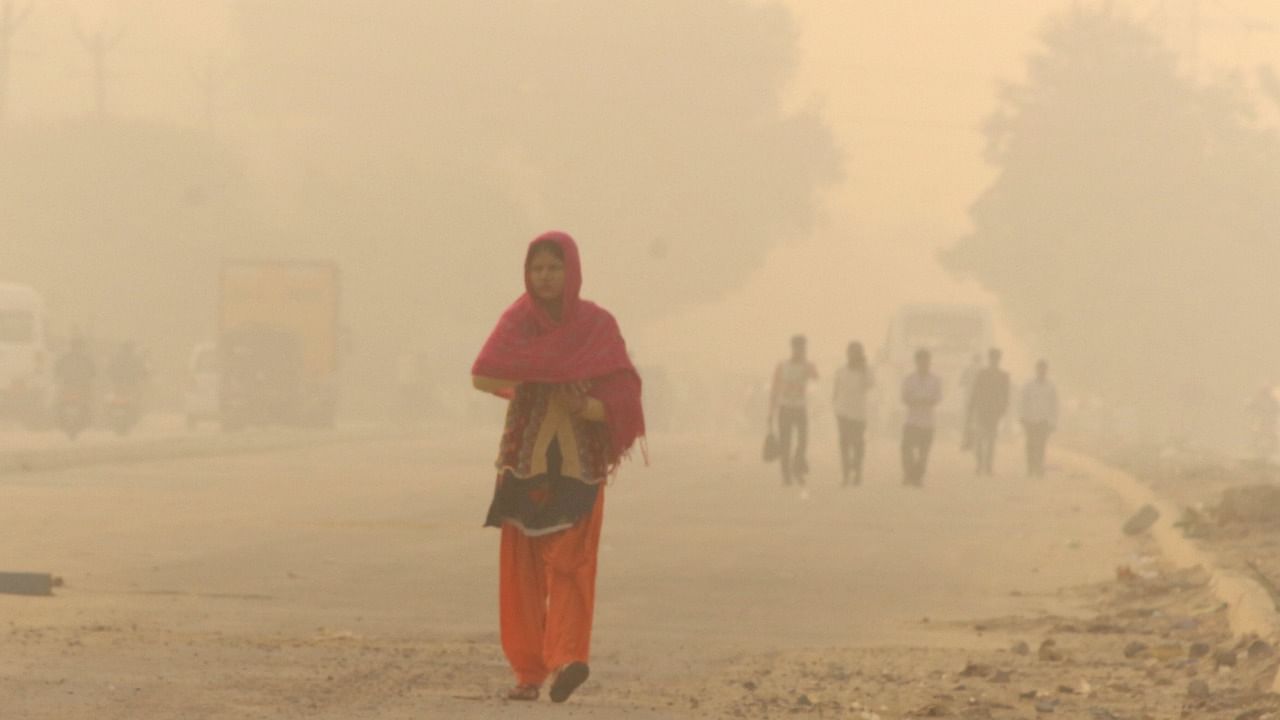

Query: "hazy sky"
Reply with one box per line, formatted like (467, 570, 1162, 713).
(648, 0, 1280, 373)
(13, 1, 1280, 375)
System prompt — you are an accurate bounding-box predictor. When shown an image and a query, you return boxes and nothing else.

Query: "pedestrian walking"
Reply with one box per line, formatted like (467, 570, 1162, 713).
(967, 348, 1010, 476)
(900, 349, 942, 486)
(1248, 385, 1280, 463)
(958, 353, 982, 450)
(471, 231, 645, 704)
(833, 341, 874, 486)
(769, 335, 818, 488)
(1019, 360, 1059, 478)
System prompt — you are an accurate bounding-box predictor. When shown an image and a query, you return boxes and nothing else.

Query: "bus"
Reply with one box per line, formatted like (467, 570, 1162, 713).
(218, 260, 341, 429)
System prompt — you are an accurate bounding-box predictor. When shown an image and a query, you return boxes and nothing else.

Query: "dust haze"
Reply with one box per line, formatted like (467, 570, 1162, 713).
(5, 1, 1280, 718)
(3, 0, 1278, 444)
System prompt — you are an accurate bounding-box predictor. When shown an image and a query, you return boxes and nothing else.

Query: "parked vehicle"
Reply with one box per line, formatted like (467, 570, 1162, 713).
(0, 283, 51, 429)
(218, 260, 341, 429)
(218, 326, 304, 431)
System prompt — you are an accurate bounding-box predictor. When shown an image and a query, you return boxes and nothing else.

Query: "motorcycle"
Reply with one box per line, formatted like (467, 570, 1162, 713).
(55, 388, 92, 440)
(104, 388, 142, 436)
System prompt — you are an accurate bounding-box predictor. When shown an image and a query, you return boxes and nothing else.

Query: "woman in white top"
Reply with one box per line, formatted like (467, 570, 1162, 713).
(833, 341, 874, 485)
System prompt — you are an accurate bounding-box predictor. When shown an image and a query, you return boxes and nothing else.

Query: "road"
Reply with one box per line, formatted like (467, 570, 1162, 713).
(0, 413, 196, 453)
(0, 424, 1139, 718)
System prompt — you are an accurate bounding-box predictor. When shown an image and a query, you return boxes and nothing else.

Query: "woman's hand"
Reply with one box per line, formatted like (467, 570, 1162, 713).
(473, 376, 519, 396)
(554, 383, 605, 421)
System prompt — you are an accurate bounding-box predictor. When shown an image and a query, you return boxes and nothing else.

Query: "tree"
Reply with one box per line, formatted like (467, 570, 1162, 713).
(943, 4, 1280, 445)
(233, 1, 841, 347)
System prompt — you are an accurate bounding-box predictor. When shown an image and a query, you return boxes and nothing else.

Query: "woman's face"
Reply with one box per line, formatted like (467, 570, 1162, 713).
(527, 249, 566, 303)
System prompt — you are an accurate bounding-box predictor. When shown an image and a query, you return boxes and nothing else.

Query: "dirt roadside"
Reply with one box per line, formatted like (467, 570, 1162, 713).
(619, 448, 1280, 720)
(1100, 446, 1280, 617)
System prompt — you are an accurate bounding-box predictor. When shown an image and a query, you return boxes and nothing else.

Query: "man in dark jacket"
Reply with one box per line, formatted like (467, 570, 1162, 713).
(967, 348, 1010, 476)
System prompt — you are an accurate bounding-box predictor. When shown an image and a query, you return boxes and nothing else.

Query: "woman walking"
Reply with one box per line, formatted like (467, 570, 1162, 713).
(471, 231, 645, 703)
(833, 341, 874, 485)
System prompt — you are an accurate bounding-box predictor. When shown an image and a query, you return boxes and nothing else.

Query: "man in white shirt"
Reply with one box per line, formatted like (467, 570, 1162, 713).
(770, 335, 818, 487)
(1019, 360, 1060, 478)
(900, 349, 942, 486)
(833, 341, 874, 486)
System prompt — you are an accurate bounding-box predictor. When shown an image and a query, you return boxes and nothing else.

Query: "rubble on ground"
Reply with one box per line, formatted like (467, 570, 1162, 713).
(675, 564, 1280, 719)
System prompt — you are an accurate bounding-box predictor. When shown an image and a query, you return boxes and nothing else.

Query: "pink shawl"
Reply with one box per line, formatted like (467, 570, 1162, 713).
(472, 231, 645, 470)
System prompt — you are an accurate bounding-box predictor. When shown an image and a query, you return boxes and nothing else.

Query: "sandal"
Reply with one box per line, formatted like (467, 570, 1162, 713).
(506, 684, 540, 701)
(549, 662, 590, 703)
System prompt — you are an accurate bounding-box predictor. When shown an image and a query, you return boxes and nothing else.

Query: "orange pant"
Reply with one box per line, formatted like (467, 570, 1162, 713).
(499, 489, 605, 686)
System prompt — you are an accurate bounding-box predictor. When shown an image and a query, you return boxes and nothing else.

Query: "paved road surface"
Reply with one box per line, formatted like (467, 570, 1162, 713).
(0, 425, 1136, 718)
(0, 412, 195, 452)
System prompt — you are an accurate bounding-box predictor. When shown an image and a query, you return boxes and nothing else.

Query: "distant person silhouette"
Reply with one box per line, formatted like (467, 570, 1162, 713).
(1020, 360, 1059, 478)
(770, 335, 818, 489)
(832, 341, 874, 486)
(900, 349, 941, 486)
(1247, 385, 1280, 463)
(967, 348, 1010, 476)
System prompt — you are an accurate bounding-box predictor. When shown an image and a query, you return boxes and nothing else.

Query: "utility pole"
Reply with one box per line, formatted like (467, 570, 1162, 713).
(74, 17, 126, 121)
(0, 1, 32, 124)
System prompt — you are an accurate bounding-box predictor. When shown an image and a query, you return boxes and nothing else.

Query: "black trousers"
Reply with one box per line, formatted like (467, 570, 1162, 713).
(778, 406, 808, 485)
(901, 424, 934, 485)
(1023, 421, 1052, 477)
(837, 417, 866, 484)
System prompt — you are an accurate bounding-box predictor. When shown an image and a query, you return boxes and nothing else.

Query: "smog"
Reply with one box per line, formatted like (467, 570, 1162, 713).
(2, 2, 1280, 717)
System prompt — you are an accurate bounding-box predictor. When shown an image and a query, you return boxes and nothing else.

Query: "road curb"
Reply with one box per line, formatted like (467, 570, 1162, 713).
(1066, 450, 1280, 692)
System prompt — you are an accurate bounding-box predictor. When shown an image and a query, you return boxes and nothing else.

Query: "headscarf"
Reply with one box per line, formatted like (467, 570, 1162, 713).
(472, 231, 645, 470)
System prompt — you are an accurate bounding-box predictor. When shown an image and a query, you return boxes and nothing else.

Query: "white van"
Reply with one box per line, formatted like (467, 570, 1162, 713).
(0, 283, 51, 427)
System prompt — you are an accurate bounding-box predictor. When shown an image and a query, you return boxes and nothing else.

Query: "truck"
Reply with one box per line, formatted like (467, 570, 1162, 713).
(876, 303, 995, 433)
(217, 260, 341, 430)
(0, 283, 52, 429)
